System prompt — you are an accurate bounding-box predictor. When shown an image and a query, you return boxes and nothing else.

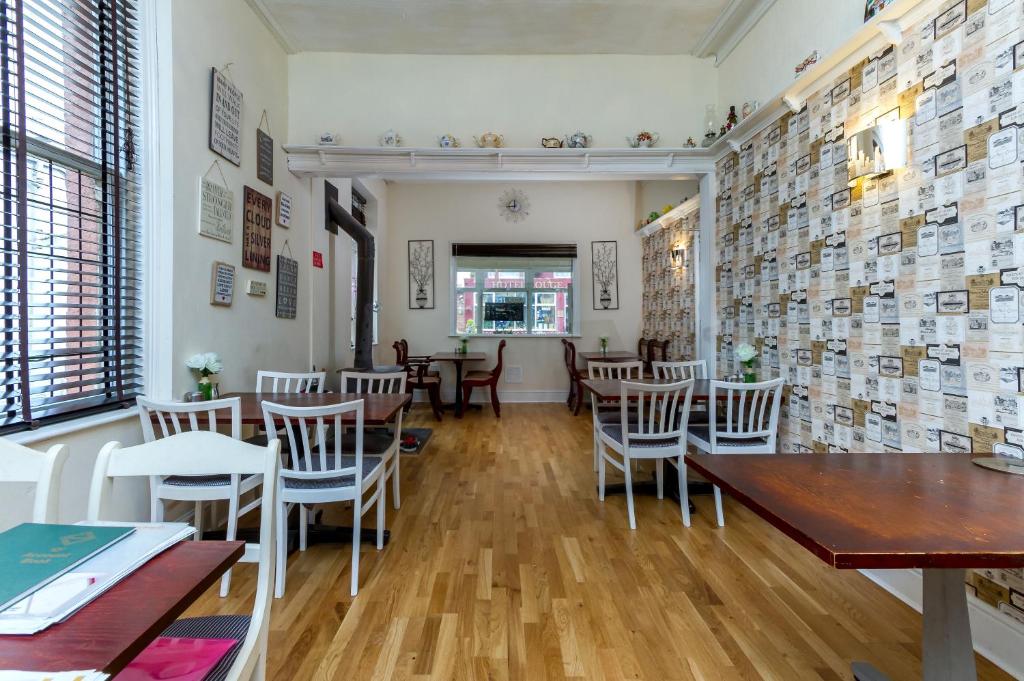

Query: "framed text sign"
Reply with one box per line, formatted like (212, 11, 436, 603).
(211, 261, 235, 306)
(209, 68, 242, 166)
(243, 186, 272, 272)
(275, 191, 292, 228)
(276, 254, 298, 319)
(198, 177, 233, 243)
(256, 128, 273, 185)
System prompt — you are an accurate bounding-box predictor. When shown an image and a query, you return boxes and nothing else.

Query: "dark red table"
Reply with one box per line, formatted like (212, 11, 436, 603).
(430, 352, 486, 417)
(686, 453, 1024, 681)
(578, 350, 640, 363)
(0, 540, 243, 676)
(222, 391, 410, 425)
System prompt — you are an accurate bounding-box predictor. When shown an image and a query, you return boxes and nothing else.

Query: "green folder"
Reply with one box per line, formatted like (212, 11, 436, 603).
(0, 522, 136, 612)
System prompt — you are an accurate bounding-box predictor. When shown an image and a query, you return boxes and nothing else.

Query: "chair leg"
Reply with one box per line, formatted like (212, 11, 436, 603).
(427, 385, 443, 421)
(299, 504, 308, 551)
(573, 381, 583, 416)
(275, 500, 287, 598)
(350, 498, 362, 597)
(623, 456, 637, 530)
(376, 480, 385, 551)
(150, 488, 163, 522)
(460, 385, 473, 417)
(713, 484, 725, 527)
(193, 501, 203, 540)
(391, 453, 401, 510)
(593, 425, 599, 472)
(679, 456, 691, 528)
(656, 459, 664, 500)
(489, 383, 501, 418)
(598, 440, 607, 501)
(220, 488, 240, 597)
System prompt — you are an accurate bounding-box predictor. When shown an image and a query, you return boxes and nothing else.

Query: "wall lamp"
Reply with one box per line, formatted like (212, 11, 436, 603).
(847, 120, 907, 187)
(671, 245, 686, 269)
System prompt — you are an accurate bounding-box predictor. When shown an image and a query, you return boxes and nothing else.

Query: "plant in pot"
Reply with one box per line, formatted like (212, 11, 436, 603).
(735, 343, 757, 383)
(186, 352, 223, 400)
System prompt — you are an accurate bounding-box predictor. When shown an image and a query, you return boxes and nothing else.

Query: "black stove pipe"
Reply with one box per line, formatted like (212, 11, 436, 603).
(326, 195, 375, 370)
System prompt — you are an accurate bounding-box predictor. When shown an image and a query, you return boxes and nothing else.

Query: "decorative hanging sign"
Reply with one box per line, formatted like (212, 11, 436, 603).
(312, 251, 324, 269)
(275, 191, 292, 228)
(242, 186, 272, 272)
(246, 280, 267, 297)
(211, 261, 235, 306)
(256, 110, 273, 185)
(209, 66, 242, 166)
(197, 160, 233, 243)
(276, 252, 298, 319)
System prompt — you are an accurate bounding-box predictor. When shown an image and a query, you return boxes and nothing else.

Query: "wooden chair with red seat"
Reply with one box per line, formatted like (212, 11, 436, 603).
(393, 339, 444, 421)
(562, 339, 585, 416)
(460, 340, 507, 418)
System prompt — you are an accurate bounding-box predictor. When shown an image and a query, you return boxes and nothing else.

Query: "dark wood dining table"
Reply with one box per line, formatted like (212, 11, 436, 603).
(578, 350, 641, 363)
(0, 540, 243, 676)
(429, 352, 487, 417)
(686, 453, 1024, 681)
(221, 391, 411, 425)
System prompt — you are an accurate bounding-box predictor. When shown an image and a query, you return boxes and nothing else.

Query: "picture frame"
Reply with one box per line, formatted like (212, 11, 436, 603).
(275, 191, 292, 228)
(210, 261, 235, 306)
(591, 240, 619, 310)
(242, 186, 272, 272)
(256, 128, 274, 185)
(209, 67, 242, 166)
(408, 240, 435, 309)
(276, 254, 298, 319)
(197, 176, 233, 243)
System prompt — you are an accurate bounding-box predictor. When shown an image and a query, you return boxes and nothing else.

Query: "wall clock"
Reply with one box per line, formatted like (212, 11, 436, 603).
(498, 188, 530, 223)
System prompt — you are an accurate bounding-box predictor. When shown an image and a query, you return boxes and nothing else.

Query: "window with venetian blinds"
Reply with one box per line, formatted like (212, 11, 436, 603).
(1, 0, 142, 432)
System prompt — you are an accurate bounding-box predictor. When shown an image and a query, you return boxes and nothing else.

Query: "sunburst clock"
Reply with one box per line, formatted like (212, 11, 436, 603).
(498, 188, 530, 223)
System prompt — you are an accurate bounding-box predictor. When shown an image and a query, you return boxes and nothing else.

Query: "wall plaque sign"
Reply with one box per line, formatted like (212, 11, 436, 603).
(276, 254, 298, 319)
(242, 186, 272, 272)
(211, 261, 235, 306)
(198, 176, 233, 243)
(209, 67, 242, 166)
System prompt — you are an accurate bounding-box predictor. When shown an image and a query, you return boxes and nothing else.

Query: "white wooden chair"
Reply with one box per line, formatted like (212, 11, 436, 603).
(339, 370, 406, 509)
(137, 396, 261, 597)
(686, 377, 785, 527)
(256, 370, 326, 394)
(0, 438, 69, 523)
(587, 361, 644, 471)
(87, 431, 279, 681)
(261, 398, 386, 597)
(598, 379, 695, 530)
(652, 360, 707, 380)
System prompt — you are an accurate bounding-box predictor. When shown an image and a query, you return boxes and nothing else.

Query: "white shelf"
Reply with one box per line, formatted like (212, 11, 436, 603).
(636, 195, 701, 236)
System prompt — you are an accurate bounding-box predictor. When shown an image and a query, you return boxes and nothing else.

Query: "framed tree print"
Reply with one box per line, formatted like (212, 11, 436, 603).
(591, 241, 619, 310)
(408, 240, 435, 309)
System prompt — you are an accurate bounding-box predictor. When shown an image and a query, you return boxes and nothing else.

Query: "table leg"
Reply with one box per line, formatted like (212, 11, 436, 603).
(851, 568, 976, 681)
(453, 359, 465, 417)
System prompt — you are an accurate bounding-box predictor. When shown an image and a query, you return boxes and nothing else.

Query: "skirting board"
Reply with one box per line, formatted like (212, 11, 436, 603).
(861, 568, 1024, 678)
(413, 390, 569, 404)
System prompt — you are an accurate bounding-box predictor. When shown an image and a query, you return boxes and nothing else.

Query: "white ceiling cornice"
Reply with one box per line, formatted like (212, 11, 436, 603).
(244, 0, 298, 54)
(694, 0, 778, 65)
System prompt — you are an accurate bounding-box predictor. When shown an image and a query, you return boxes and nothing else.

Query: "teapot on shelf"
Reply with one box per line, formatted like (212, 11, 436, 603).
(437, 134, 461, 148)
(378, 129, 402, 147)
(564, 131, 592, 148)
(474, 132, 504, 148)
(541, 137, 563, 148)
(627, 131, 659, 148)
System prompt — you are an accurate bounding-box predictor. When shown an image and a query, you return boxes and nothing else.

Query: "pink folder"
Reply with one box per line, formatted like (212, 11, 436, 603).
(117, 636, 238, 680)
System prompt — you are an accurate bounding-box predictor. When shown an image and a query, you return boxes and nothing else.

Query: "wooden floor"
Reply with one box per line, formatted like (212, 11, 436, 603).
(186, 404, 1012, 681)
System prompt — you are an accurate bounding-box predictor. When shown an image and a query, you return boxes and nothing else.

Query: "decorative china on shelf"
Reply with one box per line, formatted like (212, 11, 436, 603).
(318, 132, 340, 145)
(684, 136, 697, 148)
(627, 131, 659, 148)
(474, 132, 504, 148)
(437, 134, 461, 148)
(378, 129, 402, 147)
(541, 137, 563, 148)
(564, 131, 592, 148)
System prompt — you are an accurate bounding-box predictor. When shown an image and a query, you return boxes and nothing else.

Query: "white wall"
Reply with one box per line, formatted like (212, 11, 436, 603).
(716, 0, 864, 115)
(380, 181, 643, 400)
(287, 53, 717, 149)
(170, 0, 312, 396)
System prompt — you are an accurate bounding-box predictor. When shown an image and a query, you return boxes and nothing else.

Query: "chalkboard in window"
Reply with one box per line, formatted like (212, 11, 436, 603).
(484, 302, 525, 323)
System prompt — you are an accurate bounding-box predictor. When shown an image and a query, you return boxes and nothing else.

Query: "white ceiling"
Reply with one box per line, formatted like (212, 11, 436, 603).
(247, 0, 772, 57)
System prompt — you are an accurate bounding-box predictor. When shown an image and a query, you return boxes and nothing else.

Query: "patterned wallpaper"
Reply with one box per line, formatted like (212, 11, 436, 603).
(641, 208, 698, 360)
(714, 0, 1024, 624)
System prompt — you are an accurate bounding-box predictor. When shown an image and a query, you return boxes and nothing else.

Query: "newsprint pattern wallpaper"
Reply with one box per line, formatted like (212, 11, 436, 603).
(641, 208, 698, 361)
(714, 0, 1024, 623)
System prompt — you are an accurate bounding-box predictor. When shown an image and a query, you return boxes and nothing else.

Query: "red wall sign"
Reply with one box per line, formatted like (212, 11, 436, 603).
(312, 251, 323, 269)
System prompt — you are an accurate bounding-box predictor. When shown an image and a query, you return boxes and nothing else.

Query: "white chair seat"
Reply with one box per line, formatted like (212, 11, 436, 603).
(601, 424, 681, 449)
(282, 455, 383, 489)
(163, 473, 258, 487)
(687, 425, 769, 449)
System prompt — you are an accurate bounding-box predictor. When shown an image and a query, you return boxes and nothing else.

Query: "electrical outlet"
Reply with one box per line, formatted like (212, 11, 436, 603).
(505, 366, 523, 384)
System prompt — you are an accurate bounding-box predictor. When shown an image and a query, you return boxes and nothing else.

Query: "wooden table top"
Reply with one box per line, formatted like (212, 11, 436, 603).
(430, 352, 487, 362)
(686, 453, 1024, 570)
(0, 540, 243, 675)
(578, 351, 641, 362)
(222, 392, 411, 426)
(582, 377, 713, 400)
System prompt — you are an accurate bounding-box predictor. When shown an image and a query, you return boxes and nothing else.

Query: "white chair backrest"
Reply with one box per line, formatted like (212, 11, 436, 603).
(708, 378, 785, 447)
(261, 399, 366, 485)
(653, 360, 707, 380)
(619, 379, 694, 447)
(87, 431, 279, 681)
(588, 360, 644, 380)
(256, 370, 326, 395)
(137, 396, 241, 442)
(339, 370, 406, 395)
(0, 438, 69, 523)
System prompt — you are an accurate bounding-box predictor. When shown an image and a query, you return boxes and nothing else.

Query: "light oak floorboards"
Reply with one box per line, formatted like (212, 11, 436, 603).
(185, 404, 1012, 681)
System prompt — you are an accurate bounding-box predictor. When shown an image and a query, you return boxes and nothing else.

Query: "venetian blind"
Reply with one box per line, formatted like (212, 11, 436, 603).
(1, 0, 143, 431)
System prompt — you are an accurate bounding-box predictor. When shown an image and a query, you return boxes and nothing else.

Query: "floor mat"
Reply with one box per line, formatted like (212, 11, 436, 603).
(398, 427, 432, 454)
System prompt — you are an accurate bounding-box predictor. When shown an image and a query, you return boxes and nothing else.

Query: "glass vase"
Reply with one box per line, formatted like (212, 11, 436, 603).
(742, 365, 757, 383)
(198, 380, 214, 401)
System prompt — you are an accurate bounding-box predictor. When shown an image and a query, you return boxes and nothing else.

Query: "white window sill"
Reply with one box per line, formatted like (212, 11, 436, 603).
(6, 408, 137, 446)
